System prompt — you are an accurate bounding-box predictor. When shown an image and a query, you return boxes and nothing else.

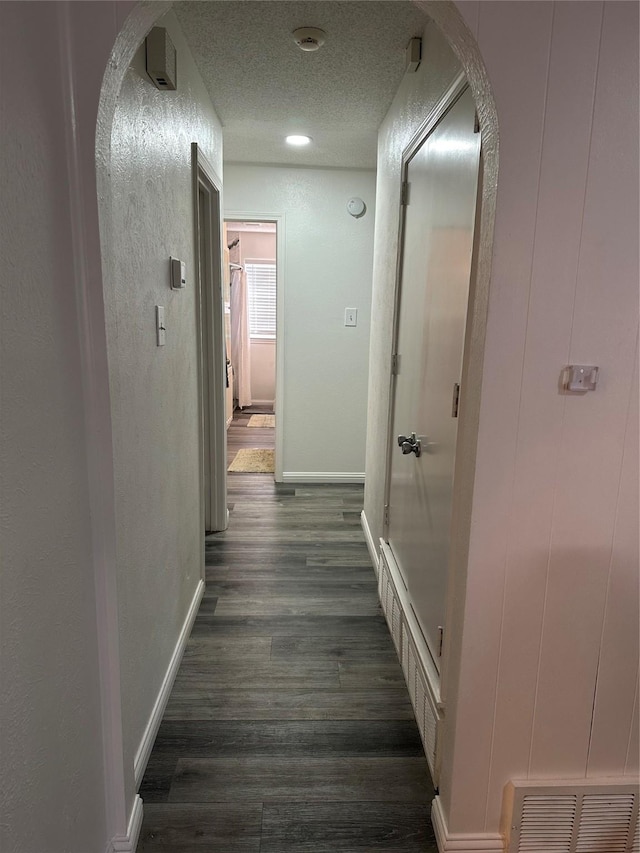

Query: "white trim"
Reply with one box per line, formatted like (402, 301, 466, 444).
(133, 579, 205, 790)
(193, 144, 227, 535)
(360, 510, 379, 577)
(110, 795, 143, 853)
(432, 797, 504, 852)
(281, 471, 365, 484)
(224, 210, 285, 482)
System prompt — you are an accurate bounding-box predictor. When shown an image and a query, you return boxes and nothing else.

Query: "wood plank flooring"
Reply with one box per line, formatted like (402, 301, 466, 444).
(138, 414, 436, 852)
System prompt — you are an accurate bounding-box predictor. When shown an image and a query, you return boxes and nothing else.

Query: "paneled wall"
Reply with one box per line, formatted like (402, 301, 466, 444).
(365, 0, 639, 837)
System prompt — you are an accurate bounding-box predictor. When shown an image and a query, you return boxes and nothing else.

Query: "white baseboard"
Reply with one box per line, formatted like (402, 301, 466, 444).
(134, 579, 205, 789)
(249, 399, 274, 408)
(110, 795, 143, 853)
(432, 796, 504, 852)
(360, 510, 379, 577)
(281, 471, 365, 484)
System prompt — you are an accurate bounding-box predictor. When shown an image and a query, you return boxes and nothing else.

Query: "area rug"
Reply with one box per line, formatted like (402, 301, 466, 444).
(247, 414, 275, 428)
(228, 448, 275, 473)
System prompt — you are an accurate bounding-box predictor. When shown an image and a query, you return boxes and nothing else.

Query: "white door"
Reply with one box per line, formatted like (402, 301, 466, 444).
(386, 86, 480, 670)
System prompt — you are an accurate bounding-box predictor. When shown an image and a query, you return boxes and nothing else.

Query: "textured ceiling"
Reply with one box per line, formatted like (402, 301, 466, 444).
(173, 1, 428, 168)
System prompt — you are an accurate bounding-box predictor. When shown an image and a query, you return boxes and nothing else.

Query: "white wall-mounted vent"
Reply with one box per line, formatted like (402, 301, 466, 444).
(146, 27, 177, 91)
(503, 779, 639, 853)
(378, 552, 402, 656)
(378, 545, 442, 780)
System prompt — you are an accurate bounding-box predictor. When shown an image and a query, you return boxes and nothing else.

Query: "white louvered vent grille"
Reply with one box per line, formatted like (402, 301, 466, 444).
(504, 782, 639, 853)
(390, 594, 402, 654)
(576, 793, 635, 852)
(518, 794, 576, 852)
(378, 551, 402, 656)
(401, 626, 410, 682)
(416, 664, 438, 773)
(377, 546, 441, 782)
(633, 819, 640, 853)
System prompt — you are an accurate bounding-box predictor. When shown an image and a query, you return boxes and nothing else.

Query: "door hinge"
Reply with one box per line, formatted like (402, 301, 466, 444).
(384, 504, 390, 527)
(474, 111, 480, 134)
(438, 626, 444, 657)
(451, 382, 460, 418)
(401, 180, 410, 206)
(391, 353, 400, 376)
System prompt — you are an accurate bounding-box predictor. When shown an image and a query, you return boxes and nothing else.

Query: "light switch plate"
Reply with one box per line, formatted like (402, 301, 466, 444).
(345, 308, 358, 327)
(156, 306, 166, 346)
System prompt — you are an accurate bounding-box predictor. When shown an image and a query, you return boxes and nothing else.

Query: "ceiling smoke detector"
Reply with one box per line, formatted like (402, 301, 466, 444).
(292, 27, 326, 52)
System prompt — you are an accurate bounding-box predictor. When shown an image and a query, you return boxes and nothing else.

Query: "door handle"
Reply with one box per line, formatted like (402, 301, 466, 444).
(397, 432, 422, 457)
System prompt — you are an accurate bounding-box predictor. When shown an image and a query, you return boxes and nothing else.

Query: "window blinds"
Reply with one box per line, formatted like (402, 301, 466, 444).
(245, 262, 276, 339)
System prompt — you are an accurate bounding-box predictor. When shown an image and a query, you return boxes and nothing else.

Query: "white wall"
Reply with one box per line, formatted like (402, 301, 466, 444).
(104, 9, 223, 815)
(365, 0, 639, 838)
(0, 2, 137, 850)
(225, 165, 376, 478)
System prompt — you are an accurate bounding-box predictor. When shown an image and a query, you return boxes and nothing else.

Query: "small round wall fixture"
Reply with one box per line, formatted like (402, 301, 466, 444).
(347, 197, 366, 218)
(292, 27, 326, 52)
(286, 134, 312, 146)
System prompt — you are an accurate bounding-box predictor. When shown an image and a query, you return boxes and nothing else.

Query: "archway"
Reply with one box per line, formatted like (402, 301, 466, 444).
(94, 3, 498, 847)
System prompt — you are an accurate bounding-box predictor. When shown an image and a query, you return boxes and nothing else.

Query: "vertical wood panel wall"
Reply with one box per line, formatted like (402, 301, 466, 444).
(442, 0, 639, 833)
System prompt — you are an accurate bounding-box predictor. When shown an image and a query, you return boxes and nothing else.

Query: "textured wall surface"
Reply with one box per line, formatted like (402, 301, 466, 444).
(104, 9, 223, 813)
(365, 0, 639, 837)
(224, 164, 376, 477)
(0, 3, 114, 851)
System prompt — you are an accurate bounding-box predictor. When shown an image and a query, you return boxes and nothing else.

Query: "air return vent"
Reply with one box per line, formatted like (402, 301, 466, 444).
(146, 27, 177, 91)
(378, 546, 442, 780)
(503, 780, 639, 853)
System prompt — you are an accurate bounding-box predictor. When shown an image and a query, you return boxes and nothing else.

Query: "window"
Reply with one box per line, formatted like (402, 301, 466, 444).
(245, 260, 276, 339)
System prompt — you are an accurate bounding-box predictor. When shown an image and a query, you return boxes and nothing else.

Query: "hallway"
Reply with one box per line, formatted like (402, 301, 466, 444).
(138, 473, 436, 851)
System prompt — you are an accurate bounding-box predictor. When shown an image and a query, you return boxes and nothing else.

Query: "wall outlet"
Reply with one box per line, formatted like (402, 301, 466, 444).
(345, 308, 358, 327)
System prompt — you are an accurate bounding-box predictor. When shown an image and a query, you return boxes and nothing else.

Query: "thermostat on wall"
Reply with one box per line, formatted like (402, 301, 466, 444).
(170, 257, 186, 289)
(347, 197, 366, 218)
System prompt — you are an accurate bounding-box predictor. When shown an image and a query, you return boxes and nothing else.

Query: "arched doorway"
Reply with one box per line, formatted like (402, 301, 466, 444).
(94, 3, 498, 847)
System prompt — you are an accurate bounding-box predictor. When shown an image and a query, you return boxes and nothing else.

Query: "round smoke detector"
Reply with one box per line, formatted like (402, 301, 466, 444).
(292, 27, 326, 52)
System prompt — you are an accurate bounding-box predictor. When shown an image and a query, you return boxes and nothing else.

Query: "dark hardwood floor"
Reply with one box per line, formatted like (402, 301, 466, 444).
(138, 412, 436, 852)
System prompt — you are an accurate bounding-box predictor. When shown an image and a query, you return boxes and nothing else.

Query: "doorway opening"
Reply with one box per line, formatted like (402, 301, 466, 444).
(224, 218, 281, 479)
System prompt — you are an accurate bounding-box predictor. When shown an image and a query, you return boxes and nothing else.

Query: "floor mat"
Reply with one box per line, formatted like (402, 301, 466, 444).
(228, 448, 275, 473)
(246, 414, 275, 428)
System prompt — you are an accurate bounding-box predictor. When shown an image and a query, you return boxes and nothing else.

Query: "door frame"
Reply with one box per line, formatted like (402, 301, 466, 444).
(382, 72, 470, 542)
(224, 211, 285, 483)
(381, 73, 487, 710)
(192, 143, 227, 537)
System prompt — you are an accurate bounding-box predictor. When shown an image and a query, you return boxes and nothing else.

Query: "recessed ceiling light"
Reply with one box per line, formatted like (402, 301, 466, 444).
(286, 135, 312, 147)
